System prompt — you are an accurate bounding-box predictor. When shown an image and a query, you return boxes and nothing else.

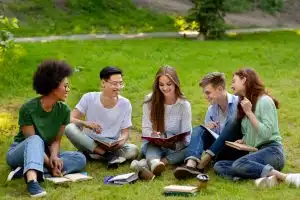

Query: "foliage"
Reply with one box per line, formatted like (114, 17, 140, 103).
(0, 16, 19, 57)
(187, 0, 226, 40)
(174, 16, 199, 31)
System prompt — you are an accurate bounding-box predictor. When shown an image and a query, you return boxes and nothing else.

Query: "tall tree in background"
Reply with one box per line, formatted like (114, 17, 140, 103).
(187, 0, 226, 40)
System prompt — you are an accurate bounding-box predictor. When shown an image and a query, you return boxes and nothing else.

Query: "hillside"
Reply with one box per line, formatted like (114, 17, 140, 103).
(133, 0, 300, 28)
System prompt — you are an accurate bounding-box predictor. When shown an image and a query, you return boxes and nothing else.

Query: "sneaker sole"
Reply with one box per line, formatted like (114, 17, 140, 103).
(174, 167, 199, 180)
(152, 163, 166, 176)
(7, 166, 22, 182)
(30, 191, 47, 198)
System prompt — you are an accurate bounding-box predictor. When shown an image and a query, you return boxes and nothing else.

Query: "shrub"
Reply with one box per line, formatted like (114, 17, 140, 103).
(187, 0, 226, 40)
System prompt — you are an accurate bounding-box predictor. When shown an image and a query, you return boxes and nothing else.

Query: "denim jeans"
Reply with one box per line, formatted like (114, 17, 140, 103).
(141, 142, 186, 165)
(214, 142, 285, 179)
(185, 120, 246, 162)
(65, 123, 138, 160)
(6, 135, 87, 181)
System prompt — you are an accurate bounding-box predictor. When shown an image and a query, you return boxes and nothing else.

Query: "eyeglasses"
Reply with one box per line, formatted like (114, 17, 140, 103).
(105, 81, 125, 89)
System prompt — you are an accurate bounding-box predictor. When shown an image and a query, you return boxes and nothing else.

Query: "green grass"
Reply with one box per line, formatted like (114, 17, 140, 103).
(0, 0, 175, 37)
(1, 31, 300, 199)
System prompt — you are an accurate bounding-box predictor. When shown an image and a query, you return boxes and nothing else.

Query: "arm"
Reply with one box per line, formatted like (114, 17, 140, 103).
(142, 103, 153, 137)
(71, 108, 102, 133)
(47, 125, 65, 176)
(244, 97, 277, 139)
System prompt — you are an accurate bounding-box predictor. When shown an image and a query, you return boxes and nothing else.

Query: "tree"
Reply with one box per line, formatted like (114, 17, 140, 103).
(187, 0, 226, 40)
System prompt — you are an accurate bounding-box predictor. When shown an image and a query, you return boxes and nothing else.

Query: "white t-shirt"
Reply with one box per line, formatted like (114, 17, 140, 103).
(75, 92, 132, 139)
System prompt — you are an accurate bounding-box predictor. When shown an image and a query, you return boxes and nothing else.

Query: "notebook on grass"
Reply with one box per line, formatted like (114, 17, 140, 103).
(163, 185, 199, 196)
(107, 172, 138, 185)
(46, 173, 92, 184)
(225, 141, 258, 152)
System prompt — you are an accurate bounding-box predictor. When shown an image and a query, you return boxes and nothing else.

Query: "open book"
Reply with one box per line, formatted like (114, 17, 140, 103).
(46, 173, 92, 184)
(142, 132, 189, 145)
(107, 172, 138, 185)
(88, 134, 119, 149)
(200, 125, 219, 139)
(163, 185, 199, 196)
(225, 141, 258, 152)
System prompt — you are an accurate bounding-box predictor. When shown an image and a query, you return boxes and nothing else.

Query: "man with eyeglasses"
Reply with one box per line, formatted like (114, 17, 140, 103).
(65, 66, 138, 169)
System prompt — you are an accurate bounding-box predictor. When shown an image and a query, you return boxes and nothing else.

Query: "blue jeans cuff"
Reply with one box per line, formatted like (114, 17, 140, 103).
(24, 161, 44, 175)
(184, 156, 200, 164)
(261, 164, 274, 177)
(205, 149, 215, 157)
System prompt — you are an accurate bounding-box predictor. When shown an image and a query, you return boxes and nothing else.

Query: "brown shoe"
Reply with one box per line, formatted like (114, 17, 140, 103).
(174, 166, 201, 180)
(138, 168, 155, 181)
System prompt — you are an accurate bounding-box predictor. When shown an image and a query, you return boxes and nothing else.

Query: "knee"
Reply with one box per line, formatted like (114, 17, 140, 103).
(73, 152, 87, 170)
(126, 144, 139, 160)
(65, 123, 79, 138)
(213, 161, 223, 174)
(26, 135, 44, 145)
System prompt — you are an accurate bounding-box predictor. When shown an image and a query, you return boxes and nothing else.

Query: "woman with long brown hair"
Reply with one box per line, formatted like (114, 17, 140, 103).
(134, 65, 192, 177)
(214, 68, 300, 188)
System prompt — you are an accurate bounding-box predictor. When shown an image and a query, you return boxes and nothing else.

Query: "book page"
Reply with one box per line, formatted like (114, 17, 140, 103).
(64, 173, 92, 181)
(46, 177, 71, 184)
(200, 125, 219, 139)
(109, 172, 136, 182)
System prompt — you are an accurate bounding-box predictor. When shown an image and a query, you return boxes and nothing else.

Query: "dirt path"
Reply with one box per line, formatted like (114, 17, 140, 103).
(132, 0, 300, 28)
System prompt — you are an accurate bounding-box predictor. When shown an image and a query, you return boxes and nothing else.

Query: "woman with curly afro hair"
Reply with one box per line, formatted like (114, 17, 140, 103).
(6, 60, 86, 198)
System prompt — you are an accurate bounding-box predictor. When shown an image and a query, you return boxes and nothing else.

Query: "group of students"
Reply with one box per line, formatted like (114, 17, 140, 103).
(5, 60, 300, 198)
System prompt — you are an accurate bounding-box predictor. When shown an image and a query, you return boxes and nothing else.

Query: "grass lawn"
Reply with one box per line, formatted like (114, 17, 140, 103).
(1, 31, 300, 199)
(0, 0, 175, 37)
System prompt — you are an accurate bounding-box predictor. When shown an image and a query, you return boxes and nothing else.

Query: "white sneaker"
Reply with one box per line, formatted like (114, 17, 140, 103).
(255, 175, 278, 188)
(130, 159, 148, 171)
(150, 159, 166, 176)
(7, 166, 22, 182)
(285, 173, 300, 187)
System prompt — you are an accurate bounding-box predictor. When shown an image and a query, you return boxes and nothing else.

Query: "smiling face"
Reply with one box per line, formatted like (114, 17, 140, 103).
(158, 75, 176, 99)
(203, 83, 223, 105)
(231, 75, 246, 96)
(102, 74, 123, 97)
(53, 77, 70, 101)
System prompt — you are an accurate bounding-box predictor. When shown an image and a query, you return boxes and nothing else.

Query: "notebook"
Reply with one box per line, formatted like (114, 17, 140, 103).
(142, 132, 189, 145)
(88, 135, 119, 149)
(163, 185, 199, 196)
(46, 173, 92, 184)
(225, 141, 258, 152)
(200, 125, 219, 139)
(107, 172, 138, 185)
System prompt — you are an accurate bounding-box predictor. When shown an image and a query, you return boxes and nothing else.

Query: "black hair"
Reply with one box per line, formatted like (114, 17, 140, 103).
(33, 60, 72, 95)
(99, 66, 122, 80)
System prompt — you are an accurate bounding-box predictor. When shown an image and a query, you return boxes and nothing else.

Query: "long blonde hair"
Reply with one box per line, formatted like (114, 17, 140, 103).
(145, 65, 186, 133)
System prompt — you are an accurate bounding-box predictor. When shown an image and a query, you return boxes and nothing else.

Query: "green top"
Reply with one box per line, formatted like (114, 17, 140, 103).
(14, 97, 71, 144)
(242, 95, 282, 148)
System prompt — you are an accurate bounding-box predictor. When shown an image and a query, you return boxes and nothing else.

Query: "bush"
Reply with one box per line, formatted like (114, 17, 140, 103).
(0, 16, 24, 66)
(187, 0, 226, 40)
(259, 0, 283, 13)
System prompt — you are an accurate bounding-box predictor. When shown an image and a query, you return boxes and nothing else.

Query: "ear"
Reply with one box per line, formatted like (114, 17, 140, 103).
(100, 80, 105, 88)
(241, 77, 247, 85)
